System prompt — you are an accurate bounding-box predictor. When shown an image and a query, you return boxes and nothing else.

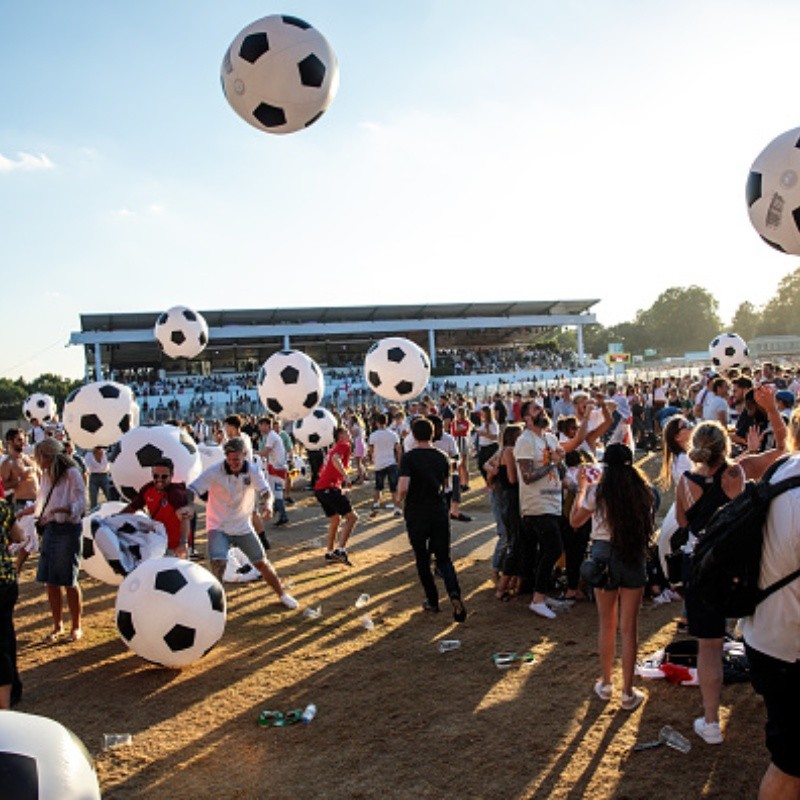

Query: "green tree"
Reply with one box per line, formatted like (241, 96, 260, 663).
(730, 301, 760, 341)
(757, 267, 800, 335)
(28, 373, 81, 409)
(0, 378, 28, 421)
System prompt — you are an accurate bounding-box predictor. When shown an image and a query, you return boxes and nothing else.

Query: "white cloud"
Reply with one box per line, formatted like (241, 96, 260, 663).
(0, 151, 54, 173)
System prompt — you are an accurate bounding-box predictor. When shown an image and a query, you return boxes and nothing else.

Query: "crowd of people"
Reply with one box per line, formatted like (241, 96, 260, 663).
(1, 359, 799, 797)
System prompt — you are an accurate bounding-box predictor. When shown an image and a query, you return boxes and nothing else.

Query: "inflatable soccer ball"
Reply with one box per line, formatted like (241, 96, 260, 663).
(197, 443, 225, 472)
(293, 407, 337, 450)
(63, 381, 139, 449)
(747, 127, 800, 254)
(709, 332, 749, 370)
(257, 350, 324, 421)
(221, 14, 339, 134)
(364, 337, 431, 402)
(0, 711, 101, 800)
(81, 501, 129, 585)
(22, 392, 56, 423)
(154, 305, 209, 359)
(115, 558, 226, 668)
(108, 424, 201, 501)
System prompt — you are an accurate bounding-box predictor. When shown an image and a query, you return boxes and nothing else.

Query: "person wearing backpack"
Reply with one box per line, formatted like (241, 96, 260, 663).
(739, 408, 800, 800)
(675, 421, 745, 745)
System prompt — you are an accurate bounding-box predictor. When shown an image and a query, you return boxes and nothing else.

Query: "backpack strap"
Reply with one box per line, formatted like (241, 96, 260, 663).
(760, 566, 800, 603)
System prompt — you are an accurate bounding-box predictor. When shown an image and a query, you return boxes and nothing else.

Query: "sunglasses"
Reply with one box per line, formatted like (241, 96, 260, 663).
(152, 472, 171, 480)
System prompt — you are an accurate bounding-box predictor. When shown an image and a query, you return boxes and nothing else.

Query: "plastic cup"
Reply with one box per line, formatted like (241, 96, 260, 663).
(102, 733, 132, 750)
(437, 639, 461, 653)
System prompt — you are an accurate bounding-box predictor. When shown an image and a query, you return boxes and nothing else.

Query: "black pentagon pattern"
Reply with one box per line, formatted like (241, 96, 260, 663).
(304, 391, 319, 409)
(99, 384, 121, 399)
(199, 332, 208, 346)
(712, 357, 721, 366)
(367, 342, 379, 355)
(118, 522, 137, 534)
(240, 32, 269, 64)
(711, 336, 720, 348)
(164, 623, 196, 652)
(282, 15, 311, 29)
(82, 536, 96, 559)
(304, 110, 325, 128)
(760, 235, 785, 252)
(310, 360, 320, 375)
(170, 330, 187, 346)
(791, 206, 800, 235)
(267, 398, 283, 415)
(309, 433, 321, 444)
(745, 171, 762, 208)
(298, 54, 326, 88)
(387, 347, 406, 363)
(117, 609, 136, 641)
(155, 568, 189, 594)
(120, 485, 137, 501)
(279, 349, 293, 356)
(0, 749, 38, 797)
(128, 544, 142, 561)
(179, 431, 198, 455)
(182, 309, 197, 322)
(90, 518, 102, 534)
(313, 409, 325, 419)
(395, 380, 414, 396)
(157, 312, 169, 325)
(254, 103, 287, 128)
(281, 366, 300, 384)
(222, 46, 233, 75)
(724, 346, 736, 357)
(36, 398, 46, 408)
(119, 413, 132, 433)
(257, 367, 266, 385)
(81, 413, 103, 433)
(135, 444, 165, 468)
(66, 387, 81, 404)
(208, 584, 225, 613)
(368, 370, 382, 388)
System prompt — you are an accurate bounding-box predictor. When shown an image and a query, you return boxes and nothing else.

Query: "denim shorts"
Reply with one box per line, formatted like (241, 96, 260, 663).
(374, 465, 399, 493)
(590, 539, 647, 590)
(207, 529, 266, 564)
(37, 521, 81, 587)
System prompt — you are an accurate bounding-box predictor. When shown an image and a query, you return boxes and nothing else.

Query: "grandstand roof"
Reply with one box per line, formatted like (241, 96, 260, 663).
(71, 300, 599, 374)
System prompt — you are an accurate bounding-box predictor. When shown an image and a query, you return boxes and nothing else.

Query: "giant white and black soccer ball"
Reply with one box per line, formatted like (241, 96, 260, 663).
(154, 305, 209, 359)
(747, 127, 800, 254)
(221, 14, 339, 135)
(293, 407, 337, 450)
(0, 711, 101, 800)
(22, 393, 56, 423)
(62, 381, 139, 449)
(257, 350, 325, 421)
(364, 337, 431, 402)
(81, 500, 128, 585)
(108, 424, 201, 501)
(115, 558, 226, 668)
(709, 332, 749, 370)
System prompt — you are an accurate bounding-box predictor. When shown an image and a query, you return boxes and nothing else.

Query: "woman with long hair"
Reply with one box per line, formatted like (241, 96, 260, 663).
(475, 404, 499, 482)
(33, 438, 87, 642)
(570, 443, 655, 711)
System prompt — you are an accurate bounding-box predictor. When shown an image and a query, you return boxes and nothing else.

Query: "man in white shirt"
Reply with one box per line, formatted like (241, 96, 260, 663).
(189, 437, 297, 610)
(703, 377, 730, 426)
(367, 413, 401, 516)
(256, 417, 289, 527)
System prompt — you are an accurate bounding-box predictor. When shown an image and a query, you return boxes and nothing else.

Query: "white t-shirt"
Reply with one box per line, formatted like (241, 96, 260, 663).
(704, 394, 729, 424)
(580, 480, 612, 542)
(514, 428, 562, 516)
(477, 421, 499, 448)
(259, 429, 286, 469)
(368, 428, 400, 470)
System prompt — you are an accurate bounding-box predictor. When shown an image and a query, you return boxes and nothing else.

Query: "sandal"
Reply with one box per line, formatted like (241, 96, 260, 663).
(44, 627, 64, 643)
(621, 688, 645, 711)
(70, 628, 84, 642)
(594, 680, 613, 702)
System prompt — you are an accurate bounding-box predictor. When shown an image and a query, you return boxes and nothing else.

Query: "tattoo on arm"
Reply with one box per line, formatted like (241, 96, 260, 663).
(518, 459, 553, 484)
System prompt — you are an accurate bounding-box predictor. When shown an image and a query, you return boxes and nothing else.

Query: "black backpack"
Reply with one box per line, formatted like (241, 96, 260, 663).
(691, 455, 800, 618)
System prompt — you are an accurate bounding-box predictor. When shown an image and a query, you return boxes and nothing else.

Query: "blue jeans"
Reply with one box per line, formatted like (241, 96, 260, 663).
(89, 473, 111, 508)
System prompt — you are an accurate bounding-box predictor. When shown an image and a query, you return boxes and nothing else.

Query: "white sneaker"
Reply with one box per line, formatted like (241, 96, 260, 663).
(652, 591, 672, 605)
(693, 717, 724, 744)
(371, 502, 380, 510)
(385, 502, 395, 510)
(529, 601, 557, 619)
(279, 593, 299, 610)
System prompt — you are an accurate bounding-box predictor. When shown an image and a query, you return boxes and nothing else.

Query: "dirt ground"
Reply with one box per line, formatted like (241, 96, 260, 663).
(15, 454, 768, 799)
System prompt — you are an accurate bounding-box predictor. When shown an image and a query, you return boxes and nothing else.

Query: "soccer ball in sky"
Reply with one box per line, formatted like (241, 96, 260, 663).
(154, 305, 209, 360)
(709, 332, 749, 369)
(62, 381, 139, 449)
(747, 127, 800, 254)
(257, 350, 324, 421)
(22, 392, 56, 423)
(115, 558, 226, 668)
(364, 337, 431, 402)
(294, 407, 337, 450)
(221, 14, 339, 134)
(0, 711, 101, 800)
(108, 424, 201, 501)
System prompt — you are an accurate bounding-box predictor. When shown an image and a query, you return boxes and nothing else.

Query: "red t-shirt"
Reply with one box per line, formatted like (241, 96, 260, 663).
(314, 442, 351, 490)
(452, 419, 471, 438)
(128, 481, 188, 550)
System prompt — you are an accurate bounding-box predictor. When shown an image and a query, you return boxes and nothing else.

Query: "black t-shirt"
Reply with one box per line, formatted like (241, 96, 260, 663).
(400, 447, 449, 518)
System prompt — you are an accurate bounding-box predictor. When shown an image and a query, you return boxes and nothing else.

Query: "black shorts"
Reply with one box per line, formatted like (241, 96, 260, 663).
(685, 581, 727, 639)
(314, 488, 353, 518)
(374, 465, 399, 493)
(745, 643, 800, 778)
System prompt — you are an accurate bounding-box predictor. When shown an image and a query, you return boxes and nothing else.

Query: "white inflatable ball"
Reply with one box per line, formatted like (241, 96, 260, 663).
(22, 392, 56, 423)
(223, 546, 261, 583)
(0, 710, 100, 800)
(709, 332, 749, 370)
(154, 305, 209, 359)
(747, 127, 800, 254)
(63, 381, 138, 449)
(197, 442, 225, 472)
(364, 337, 431, 402)
(257, 350, 325, 420)
(81, 500, 129, 585)
(108, 424, 201, 501)
(294, 407, 337, 450)
(221, 14, 339, 135)
(115, 557, 226, 668)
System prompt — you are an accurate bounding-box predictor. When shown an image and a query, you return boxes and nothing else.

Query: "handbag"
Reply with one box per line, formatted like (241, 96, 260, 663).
(34, 481, 58, 534)
(580, 554, 610, 589)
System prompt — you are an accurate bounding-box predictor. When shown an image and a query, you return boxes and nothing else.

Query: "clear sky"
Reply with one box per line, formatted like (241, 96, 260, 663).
(3, 0, 800, 380)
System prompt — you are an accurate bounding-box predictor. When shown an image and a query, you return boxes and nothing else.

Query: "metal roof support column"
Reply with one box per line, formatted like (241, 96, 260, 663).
(428, 328, 436, 368)
(283, 334, 290, 350)
(94, 342, 102, 381)
(576, 323, 585, 365)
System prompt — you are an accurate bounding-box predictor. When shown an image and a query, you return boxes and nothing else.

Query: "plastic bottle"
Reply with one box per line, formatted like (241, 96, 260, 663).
(354, 593, 370, 608)
(360, 614, 374, 630)
(102, 733, 132, 750)
(437, 639, 461, 653)
(302, 606, 322, 619)
(301, 704, 317, 724)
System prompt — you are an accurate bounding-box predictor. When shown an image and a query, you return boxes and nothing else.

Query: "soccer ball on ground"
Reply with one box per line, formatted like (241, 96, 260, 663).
(221, 14, 339, 134)
(293, 407, 337, 450)
(0, 711, 101, 799)
(81, 501, 128, 585)
(709, 332, 749, 370)
(364, 337, 431, 402)
(22, 393, 56, 423)
(115, 558, 226, 668)
(62, 381, 139, 449)
(257, 350, 325, 421)
(747, 127, 800, 254)
(108, 424, 201, 501)
(154, 306, 209, 360)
